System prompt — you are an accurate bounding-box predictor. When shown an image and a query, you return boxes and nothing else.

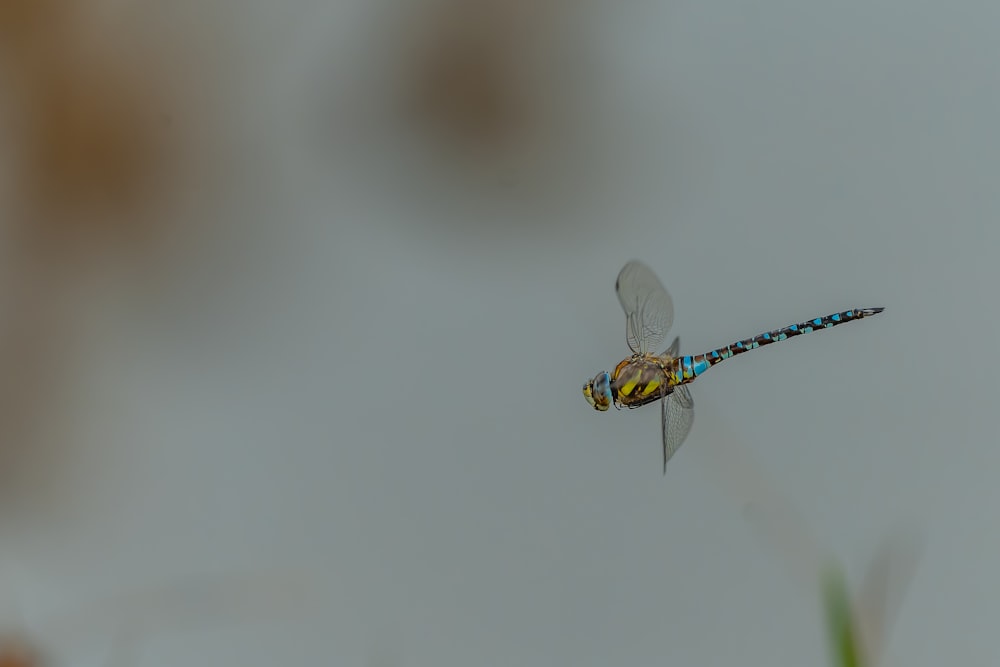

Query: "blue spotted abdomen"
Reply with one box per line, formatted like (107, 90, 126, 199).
(671, 307, 884, 384)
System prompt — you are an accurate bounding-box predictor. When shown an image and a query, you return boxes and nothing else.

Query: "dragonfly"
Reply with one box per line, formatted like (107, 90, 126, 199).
(582, 260, 884, 472)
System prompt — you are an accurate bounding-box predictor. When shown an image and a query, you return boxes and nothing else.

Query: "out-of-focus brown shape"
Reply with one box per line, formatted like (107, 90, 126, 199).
(1, 3, 173, 258)
(0, 0, 74, 54)
(398, 0, 570, 154)
(408, 9, 526, 147)
(17, 57, 165, 240)
(0, 636, 38, 667)
(0, 0, 182, 492)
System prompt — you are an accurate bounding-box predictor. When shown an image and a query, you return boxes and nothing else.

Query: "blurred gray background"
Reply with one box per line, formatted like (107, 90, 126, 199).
(0, 0, 996, 664)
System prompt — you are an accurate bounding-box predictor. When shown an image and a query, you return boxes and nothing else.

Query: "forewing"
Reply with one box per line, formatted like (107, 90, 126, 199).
(616, 261, 674, 355)
(661, 384, 694, 473)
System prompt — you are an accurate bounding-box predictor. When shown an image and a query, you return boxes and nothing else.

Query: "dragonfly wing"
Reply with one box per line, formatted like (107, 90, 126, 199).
(616, 260, 674, 355)
(663, 336, 680, 358)
(661, 384, 694, 473)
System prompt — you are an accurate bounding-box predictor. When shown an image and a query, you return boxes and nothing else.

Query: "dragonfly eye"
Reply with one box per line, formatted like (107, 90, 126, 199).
(583, 372, 612, 411)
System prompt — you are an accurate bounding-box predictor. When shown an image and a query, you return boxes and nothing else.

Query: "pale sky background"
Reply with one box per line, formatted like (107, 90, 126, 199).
(0, 0, 997, 665)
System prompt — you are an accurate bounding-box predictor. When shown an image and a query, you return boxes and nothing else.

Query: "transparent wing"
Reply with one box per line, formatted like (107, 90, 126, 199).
(615, 260, 674, 355)
(663, 336, 680, 358)
(661, 384, 694, 473)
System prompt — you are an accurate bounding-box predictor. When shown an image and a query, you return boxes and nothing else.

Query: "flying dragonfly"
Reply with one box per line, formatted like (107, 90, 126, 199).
(582, 260, 884, 472)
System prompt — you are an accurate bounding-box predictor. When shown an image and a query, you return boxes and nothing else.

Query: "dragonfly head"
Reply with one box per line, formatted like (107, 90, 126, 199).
(583, 371, 613, 411)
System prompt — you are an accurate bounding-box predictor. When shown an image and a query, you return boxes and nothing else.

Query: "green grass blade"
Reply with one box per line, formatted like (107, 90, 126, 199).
(822, 565, 863, 667)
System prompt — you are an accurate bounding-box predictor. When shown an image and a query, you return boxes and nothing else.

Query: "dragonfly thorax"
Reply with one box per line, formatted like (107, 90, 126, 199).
(610, 355, 675, 409)
(583, 371, 612, 411)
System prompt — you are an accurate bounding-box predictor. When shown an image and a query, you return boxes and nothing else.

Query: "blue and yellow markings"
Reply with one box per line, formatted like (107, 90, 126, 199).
(679, 355, 711, 381)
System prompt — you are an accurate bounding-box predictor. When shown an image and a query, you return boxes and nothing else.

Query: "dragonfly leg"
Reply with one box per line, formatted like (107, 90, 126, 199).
(660, 380, 669, 475)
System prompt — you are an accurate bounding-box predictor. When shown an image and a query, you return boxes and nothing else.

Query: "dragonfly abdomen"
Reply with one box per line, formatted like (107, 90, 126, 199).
(675, 307, 885, 384)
